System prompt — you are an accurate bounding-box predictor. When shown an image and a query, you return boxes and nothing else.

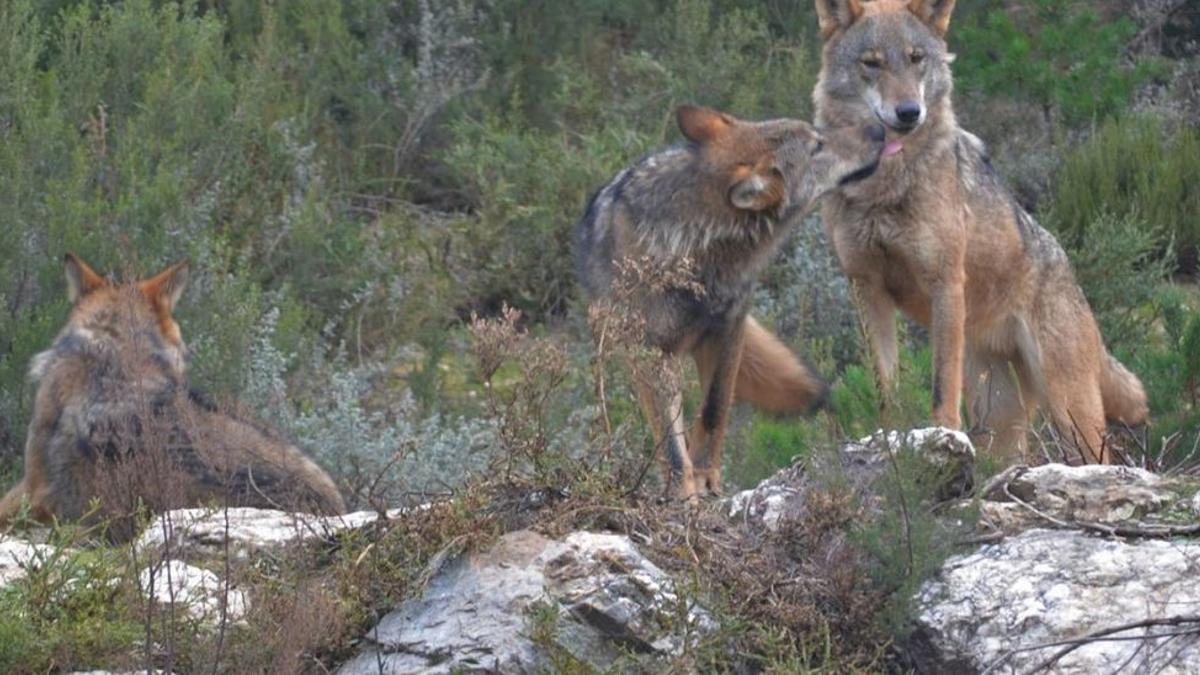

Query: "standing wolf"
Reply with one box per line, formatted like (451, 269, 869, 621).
(577, 105, 883, 498)
(0, 254, 345, 537)
(812, 0, 1148, 462)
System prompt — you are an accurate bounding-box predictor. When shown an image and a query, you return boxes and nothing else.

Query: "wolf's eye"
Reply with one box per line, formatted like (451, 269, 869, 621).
(812, 141, 825, 155)
(910, 51, 925, 65)
(861, 57, 882, 69)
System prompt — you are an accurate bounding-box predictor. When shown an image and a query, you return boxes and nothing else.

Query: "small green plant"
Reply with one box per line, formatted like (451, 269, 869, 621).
(954, 0, 1162, 127)
(850, 445, 975, 635)
(0, 525, 142, 674)
(1126, 287, 1200, 469)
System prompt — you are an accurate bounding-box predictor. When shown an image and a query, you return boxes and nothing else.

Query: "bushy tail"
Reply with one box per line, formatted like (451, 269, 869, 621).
(735, 315, 828, 415)
(1101, 353, 1149, 426)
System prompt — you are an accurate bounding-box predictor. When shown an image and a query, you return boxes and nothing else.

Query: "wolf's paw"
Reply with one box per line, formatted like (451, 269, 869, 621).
(694, 467, 723, 497)
(670, 473, 703, 505)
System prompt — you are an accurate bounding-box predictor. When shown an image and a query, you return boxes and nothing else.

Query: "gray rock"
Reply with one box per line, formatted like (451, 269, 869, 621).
(978, 464, 1196, 534)
(909, 529, 1200, 674)
(909, 463, 1200, 673)
(138, 559, 249, 625)
(70, 662, 171, 667)
(727, 426, 975, 531)
(137, 506, 408, 557)
(338, 529, 711, 674)
(0, 535, 56, 585)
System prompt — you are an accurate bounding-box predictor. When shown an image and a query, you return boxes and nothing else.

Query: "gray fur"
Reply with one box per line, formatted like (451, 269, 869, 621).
(577, 125, 879, 352)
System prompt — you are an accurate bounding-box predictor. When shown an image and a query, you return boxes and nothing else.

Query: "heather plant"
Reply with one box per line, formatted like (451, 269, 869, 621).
(0, 523, 142, 673)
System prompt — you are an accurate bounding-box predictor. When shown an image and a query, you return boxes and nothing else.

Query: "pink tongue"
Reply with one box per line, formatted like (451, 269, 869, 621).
(883, 140, 904, 157)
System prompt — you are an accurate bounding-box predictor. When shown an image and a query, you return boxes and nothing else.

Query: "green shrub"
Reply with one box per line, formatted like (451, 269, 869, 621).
(1057, 211, 1173, 350)
(729, 344, 934, 489)
(1125, 286, 1200, 468)
(954, 0, 1162, 126)
(1047, 116, 1200, 273)
(0, 531, 142, 674)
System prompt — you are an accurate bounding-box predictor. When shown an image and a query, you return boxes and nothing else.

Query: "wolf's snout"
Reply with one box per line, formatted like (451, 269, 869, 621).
(895, 101, 922, 126)
(864, 124, 886, 144)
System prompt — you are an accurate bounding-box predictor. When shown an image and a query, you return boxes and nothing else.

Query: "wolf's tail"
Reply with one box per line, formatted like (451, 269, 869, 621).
(735, 315, 829, 415)
(1100, 353, 1149, 426)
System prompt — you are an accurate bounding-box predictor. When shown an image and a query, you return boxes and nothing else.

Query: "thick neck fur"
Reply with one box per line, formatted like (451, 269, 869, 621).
(29, 289, 187, 394)
(823, 99, 958, 208)
(621, 146, 786, 269)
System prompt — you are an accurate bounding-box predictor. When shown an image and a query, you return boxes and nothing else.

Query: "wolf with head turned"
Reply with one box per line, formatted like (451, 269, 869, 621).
(577, 105, 883, 499)
(813, 0, 1147, 462)
(0, 254, 345, 538)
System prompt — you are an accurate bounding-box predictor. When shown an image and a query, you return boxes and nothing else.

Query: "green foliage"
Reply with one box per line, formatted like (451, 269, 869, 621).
(0, 0, 392, 458)
(0, 0, 825, 467)
(954, 0, 1162, 125)
(831, 345, 933, 440)
(1047, 116, 1200, 272)
(445, 0, 821, 318)
(732, 416, 821, 487)
(851, 447, 974, 635)
(0, 530, 142, 674)
(1035, 117, 1198, 467)
(1125, 287, 1200, 465)
(445, 113, 653, 316)
(0, 0, 1194, 671)
(730, 345, 933, 488)
(1058, 211, 1173, 349)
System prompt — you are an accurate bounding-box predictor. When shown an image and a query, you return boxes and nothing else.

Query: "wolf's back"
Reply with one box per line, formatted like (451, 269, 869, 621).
(575, 166, 633, 300)
(35, 360, 344, 529)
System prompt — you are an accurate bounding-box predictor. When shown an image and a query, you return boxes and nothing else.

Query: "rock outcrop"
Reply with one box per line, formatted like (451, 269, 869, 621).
(138, 558, 249, 625)
(0, 535, 56, 585)
(137, 506, 405, 557)
(727, 426, 975, 532)
(907, 463, 1200, 674)
(4, 428, 1198, 674)
(726, 429, 1200, 674)
(338, 529, 712, 674)
(909, 528, 1200, 674)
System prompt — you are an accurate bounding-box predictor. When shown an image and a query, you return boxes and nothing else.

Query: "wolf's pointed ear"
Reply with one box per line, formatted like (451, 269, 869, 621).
(908, 0, 956, 36)
(677, 105, 735, 144)
(729, 171, 784, 212)
(815, 0, 863, 39)
(64, 253, 107, 303)
(140, 259, 190, 313)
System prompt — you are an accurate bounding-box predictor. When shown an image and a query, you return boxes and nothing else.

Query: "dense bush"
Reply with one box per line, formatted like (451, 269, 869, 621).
(1047, 116, 1200, 273)
(0, 0, 416, 462)
(954, 0, 1162, 126)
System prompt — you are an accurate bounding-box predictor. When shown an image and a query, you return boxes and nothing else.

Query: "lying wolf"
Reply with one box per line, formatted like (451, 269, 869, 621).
(0, 254, 345, 537)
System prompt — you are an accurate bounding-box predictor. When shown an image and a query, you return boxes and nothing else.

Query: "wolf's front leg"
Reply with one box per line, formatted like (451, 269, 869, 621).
(852, 278, 900, 397)
(930, 281, 966, 429)
(665, 387, 699, 499)
(631, 356, 697, 500)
